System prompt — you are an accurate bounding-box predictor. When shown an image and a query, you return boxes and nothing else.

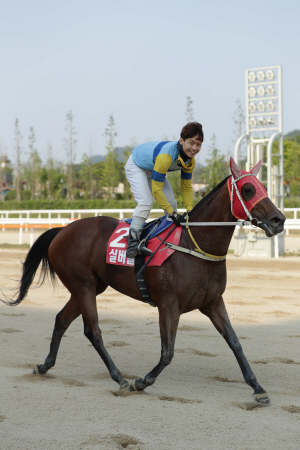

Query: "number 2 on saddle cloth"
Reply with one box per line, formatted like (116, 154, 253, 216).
(106, 221, 182, 267)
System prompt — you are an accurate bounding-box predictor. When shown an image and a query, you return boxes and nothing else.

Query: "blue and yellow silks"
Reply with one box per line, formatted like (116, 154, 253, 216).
(132, 141, 195, 214)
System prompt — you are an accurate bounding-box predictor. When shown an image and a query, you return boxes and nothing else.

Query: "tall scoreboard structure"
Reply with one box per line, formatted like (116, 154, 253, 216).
(235, 65, 283, 211)
(234, 66, 284, 257)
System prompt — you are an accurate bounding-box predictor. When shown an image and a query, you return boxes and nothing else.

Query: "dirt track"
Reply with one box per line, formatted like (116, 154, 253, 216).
(0, 251, 300, 450)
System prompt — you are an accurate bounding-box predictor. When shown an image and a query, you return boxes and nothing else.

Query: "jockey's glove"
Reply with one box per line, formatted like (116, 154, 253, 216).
(169, 211, 186, 227)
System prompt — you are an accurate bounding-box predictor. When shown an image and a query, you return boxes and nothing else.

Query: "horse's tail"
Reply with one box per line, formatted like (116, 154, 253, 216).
(1, 228, 62, 306)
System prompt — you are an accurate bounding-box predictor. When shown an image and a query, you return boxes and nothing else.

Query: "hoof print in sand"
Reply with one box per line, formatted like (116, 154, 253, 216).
(211, 376, 242, 384)
(99, 319, 124, 325)
(59, 377, 86, 387)
(80, 433, 143, 449)
(178, 325, 206, 332)
(107, 341, 129, 347)
(158, 395, 201, 404)
(111, 388, 144, 398)
(0, 328, 22, 333)
(111, 433, 143, 449)
(252, 357, 300, 365)
(233, 402, 269, 411)
(281, 405, 300, 414)
(176, 348, 216, 357)
(18, 372, 55, 382)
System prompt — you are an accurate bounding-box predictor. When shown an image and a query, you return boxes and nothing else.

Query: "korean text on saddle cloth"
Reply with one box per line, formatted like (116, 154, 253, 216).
(106, 223, 134, 267)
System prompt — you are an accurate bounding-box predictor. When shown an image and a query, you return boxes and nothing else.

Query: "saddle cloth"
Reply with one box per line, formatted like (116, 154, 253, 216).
(106, 218, 182, 267)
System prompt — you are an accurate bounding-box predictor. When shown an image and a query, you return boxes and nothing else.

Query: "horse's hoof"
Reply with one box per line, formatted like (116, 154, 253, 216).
(120, 380, 129, 389)
(129, 378, 144, 392)
(32, 365, 41, 375)
(253, 392, 270, 404)
(33, 365, 46, 375)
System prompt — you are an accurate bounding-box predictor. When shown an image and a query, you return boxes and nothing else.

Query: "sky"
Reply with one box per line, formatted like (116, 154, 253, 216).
(1, 0, 299, 165)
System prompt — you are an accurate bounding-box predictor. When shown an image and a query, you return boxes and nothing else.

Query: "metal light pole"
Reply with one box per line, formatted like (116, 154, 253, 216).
(234, 66, 284, 257)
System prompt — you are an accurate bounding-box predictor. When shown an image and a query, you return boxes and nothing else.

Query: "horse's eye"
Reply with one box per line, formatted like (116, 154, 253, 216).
(241, 183, 256, 200)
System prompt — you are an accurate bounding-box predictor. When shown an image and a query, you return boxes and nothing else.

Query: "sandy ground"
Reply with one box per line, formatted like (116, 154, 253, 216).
(0, 251, 300, 450)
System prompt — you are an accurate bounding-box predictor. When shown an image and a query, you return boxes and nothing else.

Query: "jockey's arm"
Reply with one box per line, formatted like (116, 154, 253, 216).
(181, 159, 195, 212)
(152, 154, 195, 214)
(152, 154, 174, 215)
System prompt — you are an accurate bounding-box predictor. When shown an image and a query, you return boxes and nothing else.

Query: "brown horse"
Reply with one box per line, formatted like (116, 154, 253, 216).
(1, 159, 285, 403)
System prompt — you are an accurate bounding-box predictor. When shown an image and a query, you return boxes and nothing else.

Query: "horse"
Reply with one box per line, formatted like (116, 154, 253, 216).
(1, 158, 285, 404)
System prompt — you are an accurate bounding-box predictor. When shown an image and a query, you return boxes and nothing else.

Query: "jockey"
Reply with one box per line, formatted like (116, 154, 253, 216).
(125, 122, 204, 258)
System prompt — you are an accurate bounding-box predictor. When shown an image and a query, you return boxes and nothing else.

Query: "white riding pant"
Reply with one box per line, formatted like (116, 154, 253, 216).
(125, 154, 177, 221)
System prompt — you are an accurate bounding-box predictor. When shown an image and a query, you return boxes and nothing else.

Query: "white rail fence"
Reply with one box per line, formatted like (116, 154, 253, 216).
(0, 208, 298, 248)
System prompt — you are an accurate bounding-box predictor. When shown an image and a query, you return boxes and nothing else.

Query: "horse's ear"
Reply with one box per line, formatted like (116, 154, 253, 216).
(230, 157, 242, 179)
(250, 160, 262, 177)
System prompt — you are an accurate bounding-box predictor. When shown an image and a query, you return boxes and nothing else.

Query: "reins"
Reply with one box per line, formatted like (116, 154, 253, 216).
(184, 214, 227, 261)
(165, 173, 262, 262)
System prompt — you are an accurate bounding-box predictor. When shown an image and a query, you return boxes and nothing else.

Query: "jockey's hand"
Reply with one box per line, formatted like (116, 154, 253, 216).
(169, 211, 186, 227)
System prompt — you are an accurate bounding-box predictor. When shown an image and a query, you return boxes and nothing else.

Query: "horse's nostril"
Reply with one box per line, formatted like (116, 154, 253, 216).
(270, 216, 284, 226)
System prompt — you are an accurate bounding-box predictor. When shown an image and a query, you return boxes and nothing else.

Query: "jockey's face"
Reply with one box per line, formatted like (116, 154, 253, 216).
(180, 135, 202, 159)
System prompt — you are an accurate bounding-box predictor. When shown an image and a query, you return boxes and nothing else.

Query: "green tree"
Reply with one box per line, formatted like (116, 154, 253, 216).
(46, 142, 56, 199)
(103, 115, 120, 196)
(232, 98, 246, 168)
(185, 96, 194, 122)
(14, 119, 22, 201)
(275, 139, 300, 197)
(122, 144, 134, 200)
(80, 153, 92, 199)
(64, 111, 76, 201)
(203, 135, 228, 191)
(27, 127, 42, 200)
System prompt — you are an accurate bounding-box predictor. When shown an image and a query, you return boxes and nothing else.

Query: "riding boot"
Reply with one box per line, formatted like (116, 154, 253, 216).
(126, 228, 153, 258)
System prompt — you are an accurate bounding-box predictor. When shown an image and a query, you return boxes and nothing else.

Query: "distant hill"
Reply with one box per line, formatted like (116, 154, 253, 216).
(90, 146, 204, 167)
(90, 154, 105, 163)
(90, 147, 128, 164)
(284, 130, 300, 140)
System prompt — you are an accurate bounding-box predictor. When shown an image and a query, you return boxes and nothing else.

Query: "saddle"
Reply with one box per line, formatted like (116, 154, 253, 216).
(106, 216, 182, 307)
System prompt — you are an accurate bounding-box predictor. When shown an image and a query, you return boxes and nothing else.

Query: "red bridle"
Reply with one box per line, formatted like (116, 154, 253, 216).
(227, 171, 268, 221)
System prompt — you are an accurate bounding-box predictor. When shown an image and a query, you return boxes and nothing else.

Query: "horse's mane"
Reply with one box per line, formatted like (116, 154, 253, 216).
(190, 175, 231, 214)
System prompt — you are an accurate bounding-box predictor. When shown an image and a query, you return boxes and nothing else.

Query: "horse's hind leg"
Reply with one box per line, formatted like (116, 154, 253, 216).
(130, 305, 180, 392)
(82, 317, 128, 388)
(34, 295, 81, 375)
(78, 290, 129, 389)
(200, 296, 270, 404)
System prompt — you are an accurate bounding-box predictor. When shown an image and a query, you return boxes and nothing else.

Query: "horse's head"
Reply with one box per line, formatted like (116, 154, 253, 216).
(228, 157, 285, 237)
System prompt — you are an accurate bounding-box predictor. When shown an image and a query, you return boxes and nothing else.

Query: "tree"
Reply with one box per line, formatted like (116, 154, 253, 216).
(203, 135, 228, 191)
(274, 139, 300, 197)
(14, 119, 22, 201)
(89, 141, 93, 200)
(28, 127, 42, 200)
(122, 144, 134, 200)
(80, 153, 92, 199)
(185, 96, 194, 122)
(103, 115, 120, 196)
(232, 98, 246, 167)
(63, 111, 77, 200)
(46, 142, 55, 199)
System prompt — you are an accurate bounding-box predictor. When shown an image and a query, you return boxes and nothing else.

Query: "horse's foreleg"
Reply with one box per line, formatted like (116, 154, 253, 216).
(34, 296, 81, 375)
(130, 306, 180, 392)
(200, 297, 270, 404)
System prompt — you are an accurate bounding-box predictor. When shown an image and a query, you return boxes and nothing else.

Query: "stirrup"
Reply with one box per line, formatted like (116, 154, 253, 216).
(137, 241, 153, 257)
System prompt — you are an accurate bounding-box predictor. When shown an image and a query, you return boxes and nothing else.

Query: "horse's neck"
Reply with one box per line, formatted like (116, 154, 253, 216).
(189, 183, 236, 256)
